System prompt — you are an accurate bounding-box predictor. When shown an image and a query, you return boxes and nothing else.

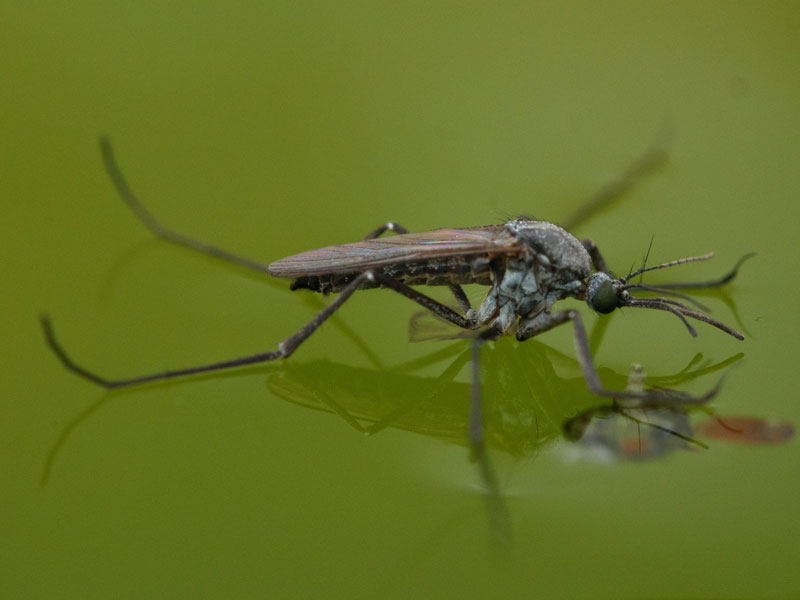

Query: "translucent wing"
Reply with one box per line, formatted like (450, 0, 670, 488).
(268, 225, 522, 278)
(408, 308, 496, 341)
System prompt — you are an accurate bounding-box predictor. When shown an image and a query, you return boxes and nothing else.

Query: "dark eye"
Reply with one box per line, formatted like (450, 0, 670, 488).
(587, 275, 618, 314)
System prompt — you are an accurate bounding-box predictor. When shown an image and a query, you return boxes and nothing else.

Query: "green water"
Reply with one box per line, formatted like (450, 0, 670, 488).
(3, 2, 799, 598)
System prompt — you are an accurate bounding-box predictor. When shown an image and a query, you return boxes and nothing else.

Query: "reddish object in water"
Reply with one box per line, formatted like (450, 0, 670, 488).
(696, 417, 795, 445)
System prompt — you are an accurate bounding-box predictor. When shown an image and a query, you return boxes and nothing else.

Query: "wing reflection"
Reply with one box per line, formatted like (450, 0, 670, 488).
(45, 337, 790, 548)
(268, 343, 747, 460)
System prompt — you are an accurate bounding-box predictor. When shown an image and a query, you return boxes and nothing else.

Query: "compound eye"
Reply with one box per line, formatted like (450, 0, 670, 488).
(587, 278, 618, 314)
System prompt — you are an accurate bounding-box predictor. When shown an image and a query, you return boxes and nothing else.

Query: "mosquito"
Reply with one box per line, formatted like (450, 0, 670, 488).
(42, 138, 752, 459)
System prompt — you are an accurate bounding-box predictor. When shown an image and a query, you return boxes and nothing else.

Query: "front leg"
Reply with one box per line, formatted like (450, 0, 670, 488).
(581, 238, 610, 273)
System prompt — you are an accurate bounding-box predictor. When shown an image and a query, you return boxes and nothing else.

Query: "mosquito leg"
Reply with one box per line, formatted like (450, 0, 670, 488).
(468, 326, 512, 546)
(471, 333, 486, 452)
(99, 137, 272, 275)
(581, 238, 610, 273)
(562, 125, 672, 231)
(588, 309, 612, 355)
(102, 137, 387, 368)
(469, 327, 503, 453)
(104, 139, 476, 313)
(448, 284, 474, 316)
(43, 268, 480, 388)
(362, 222, 410, 239)
(651, 253, 755, 290)
(370, 273, 476, 329)
(42, 270, 380, 388)
(363, 222, 472, 313)
(517, 310, 722, 405)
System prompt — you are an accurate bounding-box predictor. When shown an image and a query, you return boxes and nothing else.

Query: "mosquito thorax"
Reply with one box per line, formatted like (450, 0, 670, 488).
(586, 272, 625, 314)
(504, 218, 592, 281)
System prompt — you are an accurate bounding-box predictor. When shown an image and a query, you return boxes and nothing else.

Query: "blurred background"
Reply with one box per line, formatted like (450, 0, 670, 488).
(2, 2, 799, 598)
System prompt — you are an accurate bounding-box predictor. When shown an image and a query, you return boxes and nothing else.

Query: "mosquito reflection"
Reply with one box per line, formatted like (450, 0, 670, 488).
(269, 345, 744, 457)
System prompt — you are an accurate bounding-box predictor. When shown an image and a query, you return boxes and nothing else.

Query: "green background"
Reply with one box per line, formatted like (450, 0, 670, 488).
(3, 2, 799, 598)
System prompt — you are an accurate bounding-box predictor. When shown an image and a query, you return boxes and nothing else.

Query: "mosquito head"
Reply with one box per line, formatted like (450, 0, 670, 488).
(586, 272, 626, 314)
(586, 253, 746, 340)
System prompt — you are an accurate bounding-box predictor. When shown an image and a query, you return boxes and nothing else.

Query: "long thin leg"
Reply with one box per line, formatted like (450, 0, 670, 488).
(100, 137, 273, 275)
(581, 238, 610, 273)
(447, 284, 474, 316)
(469, 326, 512, 547)
(370, 274, 475, 329)
(648, 253, 756, 290)
(469, 327, 503, 453)
(42, 271, 476, 388)
(103, 141, 475, 357)
(105, 139, 475, 316)
(517, 310, 722, 405)
(562, 126, 672, 231)
(582, 240, 752, 296)
(42, 270, 372, 388)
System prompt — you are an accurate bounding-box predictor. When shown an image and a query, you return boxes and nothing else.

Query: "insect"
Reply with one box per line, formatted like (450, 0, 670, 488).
(42, 138, 751, 459)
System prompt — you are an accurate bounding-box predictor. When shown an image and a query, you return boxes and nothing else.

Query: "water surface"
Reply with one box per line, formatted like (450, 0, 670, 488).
(3, 3, 799, 598)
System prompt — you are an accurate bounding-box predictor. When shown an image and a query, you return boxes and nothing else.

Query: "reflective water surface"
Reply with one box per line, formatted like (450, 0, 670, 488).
(3, 2, 800, 598)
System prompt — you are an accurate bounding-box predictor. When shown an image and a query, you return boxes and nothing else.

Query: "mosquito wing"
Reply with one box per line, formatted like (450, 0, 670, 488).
(268, 225, 522, 278)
